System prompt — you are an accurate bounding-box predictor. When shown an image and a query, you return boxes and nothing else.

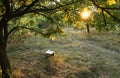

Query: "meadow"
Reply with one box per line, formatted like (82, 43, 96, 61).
(1, 28, 120, 78)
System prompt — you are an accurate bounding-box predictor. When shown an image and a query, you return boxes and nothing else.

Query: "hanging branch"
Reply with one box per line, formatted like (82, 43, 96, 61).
(103, 9, 120, 22)
(91, 0, 120, 10)
(102, 9, 107, 27)
(8, 26, 45, 36)
(91, 0, 120, 22)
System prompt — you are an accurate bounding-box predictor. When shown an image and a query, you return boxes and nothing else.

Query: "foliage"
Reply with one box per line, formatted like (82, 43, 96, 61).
(1, 0, 120, 35)
(106, 0, 116, 5)
(90, 0, 120, 31)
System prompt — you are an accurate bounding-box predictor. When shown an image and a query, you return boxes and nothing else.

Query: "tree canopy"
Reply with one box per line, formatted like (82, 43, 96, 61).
(0, 0, 120, 35)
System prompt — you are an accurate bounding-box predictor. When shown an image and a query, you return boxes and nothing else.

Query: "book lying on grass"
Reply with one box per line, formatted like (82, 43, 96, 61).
(45, 50, 54, 57)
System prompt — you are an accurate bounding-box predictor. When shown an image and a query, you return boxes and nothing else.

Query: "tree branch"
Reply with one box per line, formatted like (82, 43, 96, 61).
(12, 0, 39, 18)
(8, 26, 19, 36)
(12, 0, 80, 18)
(91, 0, 120, 22)
(102, 10, 107, 27)
(103, 9, 120, 22)
(91, 0, 120, 10)
(2, 0, 11, 14)
(8, 26, 45, 36)
(22, 0, 39, 13)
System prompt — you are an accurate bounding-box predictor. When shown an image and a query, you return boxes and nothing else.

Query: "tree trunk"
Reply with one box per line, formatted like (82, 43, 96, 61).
(0, 23, 11, 78)
(86, 23, 90, 33)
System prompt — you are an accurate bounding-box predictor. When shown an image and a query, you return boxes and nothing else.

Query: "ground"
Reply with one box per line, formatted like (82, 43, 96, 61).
(1, 28, 120, 78)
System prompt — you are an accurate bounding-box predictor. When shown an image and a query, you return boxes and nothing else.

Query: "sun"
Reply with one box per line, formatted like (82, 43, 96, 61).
(81, 11, 91, 20)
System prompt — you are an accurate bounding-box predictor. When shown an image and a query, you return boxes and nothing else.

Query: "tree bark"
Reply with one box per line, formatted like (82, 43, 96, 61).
(0, 22, 11, 78)
(86, 23, 90, 33)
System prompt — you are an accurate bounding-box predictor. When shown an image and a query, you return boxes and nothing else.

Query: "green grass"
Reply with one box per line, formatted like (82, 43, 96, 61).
(5, 28, 120, 78)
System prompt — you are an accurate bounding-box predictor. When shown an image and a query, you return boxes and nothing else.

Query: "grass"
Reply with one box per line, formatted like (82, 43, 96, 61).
(1, 28, 120, 78)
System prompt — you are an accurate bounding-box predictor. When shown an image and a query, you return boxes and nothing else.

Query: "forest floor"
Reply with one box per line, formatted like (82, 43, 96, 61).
(1, 28, 120, 78)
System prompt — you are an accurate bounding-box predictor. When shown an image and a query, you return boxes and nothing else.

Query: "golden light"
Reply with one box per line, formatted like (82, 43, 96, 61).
(81, 11, 91, 20)
(78, 9, 92, 33)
